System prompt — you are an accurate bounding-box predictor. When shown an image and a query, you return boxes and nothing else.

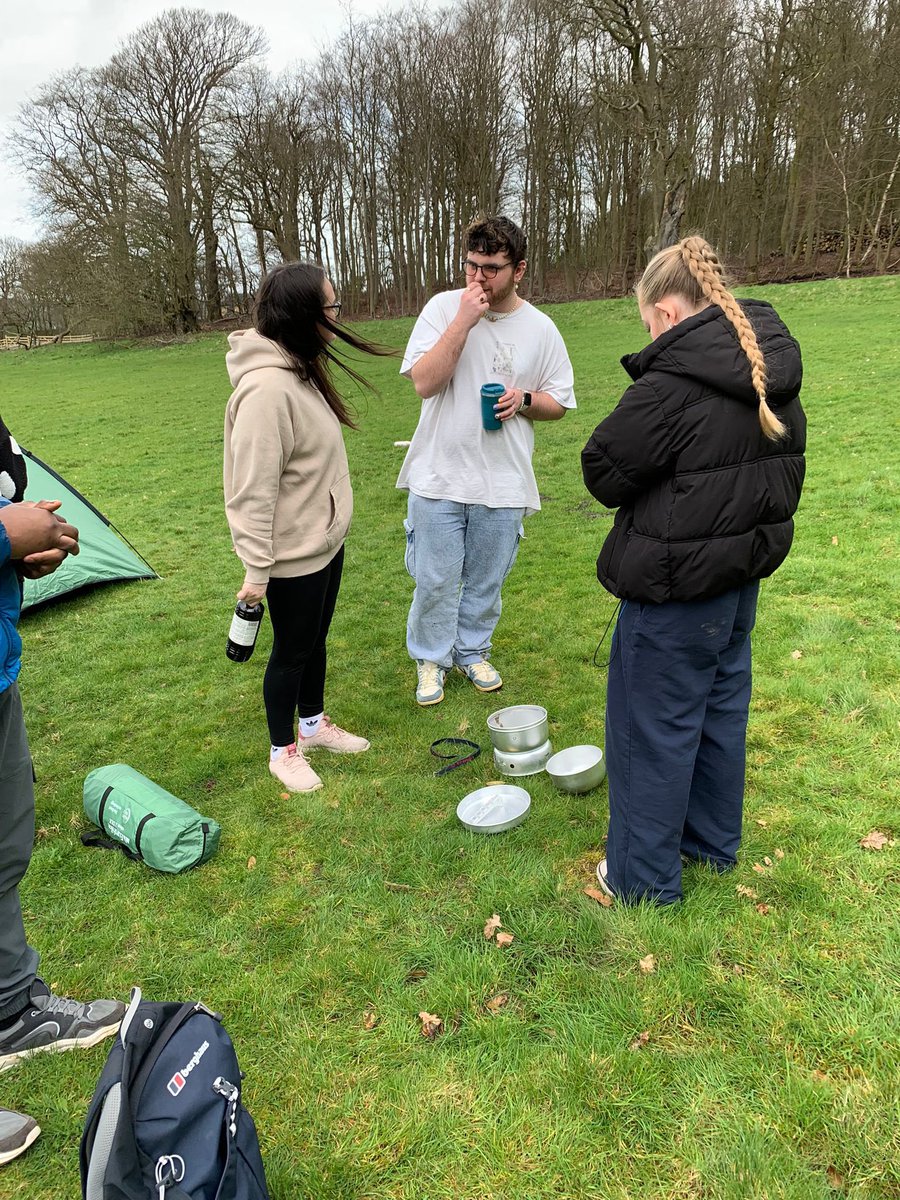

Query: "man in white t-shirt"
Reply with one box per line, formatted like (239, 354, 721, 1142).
(397, 214, 576, 706)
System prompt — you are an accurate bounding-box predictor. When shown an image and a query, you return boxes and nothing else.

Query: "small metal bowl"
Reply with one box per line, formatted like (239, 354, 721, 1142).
(545, 745, 606, 794)
(492, 738, 553, 778)
(457, 784, 531, 834)
(487, 705, 549, 752)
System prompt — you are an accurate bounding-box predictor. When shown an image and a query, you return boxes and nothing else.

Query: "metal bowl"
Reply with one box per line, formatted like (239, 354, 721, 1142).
(545, 745, 606, 794)
(492, 738, 553, 778)
(456, 784, 531, 834)
(487, 705, 549, 753)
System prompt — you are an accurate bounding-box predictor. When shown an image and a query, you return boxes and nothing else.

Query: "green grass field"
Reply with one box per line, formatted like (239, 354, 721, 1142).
(0, 276, 897, 1199)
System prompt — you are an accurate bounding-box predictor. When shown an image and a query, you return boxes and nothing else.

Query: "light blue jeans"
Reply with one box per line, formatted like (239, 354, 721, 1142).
(404, 493, 524, 668)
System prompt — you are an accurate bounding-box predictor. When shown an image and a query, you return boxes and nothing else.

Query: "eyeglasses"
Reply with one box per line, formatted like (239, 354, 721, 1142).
(323, 301, 342, 318)
(462, 259, 513, 280)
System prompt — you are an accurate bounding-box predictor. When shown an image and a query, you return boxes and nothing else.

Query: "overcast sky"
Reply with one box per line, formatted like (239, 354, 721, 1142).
(1, 0, 435, 241)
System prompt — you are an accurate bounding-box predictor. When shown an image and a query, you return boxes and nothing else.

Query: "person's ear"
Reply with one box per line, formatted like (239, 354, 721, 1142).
(514, 260, 527, 285)
(655, 299, 678, 330)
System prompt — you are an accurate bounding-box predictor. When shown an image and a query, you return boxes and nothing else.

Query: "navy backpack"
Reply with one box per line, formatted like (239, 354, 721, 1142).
(80, 988, 270, 1200)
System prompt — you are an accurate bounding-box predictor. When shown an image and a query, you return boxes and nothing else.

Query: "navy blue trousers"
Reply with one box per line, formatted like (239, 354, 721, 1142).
(604, 581, 759, 904)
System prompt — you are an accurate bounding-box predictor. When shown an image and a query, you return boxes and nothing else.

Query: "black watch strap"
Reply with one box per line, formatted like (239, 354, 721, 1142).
(522, 391, 532, 409)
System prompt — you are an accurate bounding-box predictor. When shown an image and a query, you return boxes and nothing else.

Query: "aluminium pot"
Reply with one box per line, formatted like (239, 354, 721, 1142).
(545, 745, 606, 794)
(492, 738, 553, 778)
(487, 705, 550, 753)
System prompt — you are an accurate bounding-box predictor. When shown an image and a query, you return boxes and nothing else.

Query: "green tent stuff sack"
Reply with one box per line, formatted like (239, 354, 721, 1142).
(82, 764, 221, 873)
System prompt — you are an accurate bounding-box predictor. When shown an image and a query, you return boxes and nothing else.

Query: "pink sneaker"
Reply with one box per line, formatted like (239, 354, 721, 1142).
(298, 716, 370, 754)
(269, 745, 323, 792)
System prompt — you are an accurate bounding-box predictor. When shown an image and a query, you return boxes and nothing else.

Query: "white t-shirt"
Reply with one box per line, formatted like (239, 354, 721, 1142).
(396, 291, 576, 514)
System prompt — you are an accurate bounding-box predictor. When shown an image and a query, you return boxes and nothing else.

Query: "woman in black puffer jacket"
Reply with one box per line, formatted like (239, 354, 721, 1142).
(582, 236, 806, 905)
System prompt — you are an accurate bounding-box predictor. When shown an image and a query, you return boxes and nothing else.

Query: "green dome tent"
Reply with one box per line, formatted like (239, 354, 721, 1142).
(20, 448, 157, 612)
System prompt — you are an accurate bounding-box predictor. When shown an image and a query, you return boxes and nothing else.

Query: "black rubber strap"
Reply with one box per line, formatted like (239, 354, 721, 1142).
(97, 785, 114, 835)
(81, 828, 141, 862)
(133, 813, 154, 859)
(430, 738, 481, 777)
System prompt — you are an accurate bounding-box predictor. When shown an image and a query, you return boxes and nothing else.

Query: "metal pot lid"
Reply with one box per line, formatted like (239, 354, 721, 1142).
(456, 783, 531, 834)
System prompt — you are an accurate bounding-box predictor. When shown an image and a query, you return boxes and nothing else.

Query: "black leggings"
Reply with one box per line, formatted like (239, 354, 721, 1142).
(263, 546, 344, 746)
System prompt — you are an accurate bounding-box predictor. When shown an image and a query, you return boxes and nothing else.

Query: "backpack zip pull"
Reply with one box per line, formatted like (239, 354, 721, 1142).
(213, 1076, 240, 1137)
(154, 1154, 185, 1199)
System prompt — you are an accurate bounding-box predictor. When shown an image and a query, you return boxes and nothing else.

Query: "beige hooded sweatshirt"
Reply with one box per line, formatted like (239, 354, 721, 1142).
(224, 328, 352, 584)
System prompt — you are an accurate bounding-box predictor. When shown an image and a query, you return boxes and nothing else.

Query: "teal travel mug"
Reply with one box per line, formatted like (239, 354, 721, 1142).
(481, 383, 505, 431)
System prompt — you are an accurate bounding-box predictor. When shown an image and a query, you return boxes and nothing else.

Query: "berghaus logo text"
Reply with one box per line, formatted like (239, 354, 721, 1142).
(167, 1040, 210, 1096)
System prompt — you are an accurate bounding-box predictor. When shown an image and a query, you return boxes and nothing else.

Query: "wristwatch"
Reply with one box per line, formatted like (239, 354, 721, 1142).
(521, 391, 532, 410)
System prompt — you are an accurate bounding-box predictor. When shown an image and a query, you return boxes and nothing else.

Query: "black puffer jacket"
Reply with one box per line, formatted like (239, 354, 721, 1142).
(582, 300, 806, 603)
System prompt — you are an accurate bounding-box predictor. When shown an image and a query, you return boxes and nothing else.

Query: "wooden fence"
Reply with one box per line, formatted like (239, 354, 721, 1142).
(0, 334, 95, 351)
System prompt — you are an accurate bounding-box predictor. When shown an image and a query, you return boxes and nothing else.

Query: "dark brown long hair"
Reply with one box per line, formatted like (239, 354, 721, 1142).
(252, 262, 393, 429)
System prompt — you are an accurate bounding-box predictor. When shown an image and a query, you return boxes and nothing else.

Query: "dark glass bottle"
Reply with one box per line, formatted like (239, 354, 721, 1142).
(226, 601, 264, 662)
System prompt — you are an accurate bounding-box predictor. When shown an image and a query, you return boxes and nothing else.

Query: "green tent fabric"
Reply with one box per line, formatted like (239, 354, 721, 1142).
(20, 448, 157, 612)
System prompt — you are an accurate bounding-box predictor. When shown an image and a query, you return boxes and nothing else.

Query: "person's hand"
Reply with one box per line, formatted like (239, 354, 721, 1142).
(0, 502, 80, 560)
(237, 578, 267, 605)
(457, 280, 489, 330)
(19, 548, 68, 579)
(497, 387, 526, 422)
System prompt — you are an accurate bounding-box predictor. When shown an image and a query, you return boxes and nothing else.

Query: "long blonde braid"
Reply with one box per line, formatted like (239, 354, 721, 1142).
(637, 236, 787, 441)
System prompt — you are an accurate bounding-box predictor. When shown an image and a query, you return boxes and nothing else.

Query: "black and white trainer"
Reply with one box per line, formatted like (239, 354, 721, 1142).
(0, 1108, 40, 1164)
(0, 980, 125, 1073)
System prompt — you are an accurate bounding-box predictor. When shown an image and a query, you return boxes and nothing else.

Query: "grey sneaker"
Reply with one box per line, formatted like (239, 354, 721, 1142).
(595, 859, 615, 898)
(457, 659, 502, 693)
(0, 980, 125, 1073)
(0, 1108, 40, 1165)
(415, 660, 446, 706)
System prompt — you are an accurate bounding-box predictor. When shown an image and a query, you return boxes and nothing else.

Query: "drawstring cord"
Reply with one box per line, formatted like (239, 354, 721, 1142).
(592, 601, 622, 670)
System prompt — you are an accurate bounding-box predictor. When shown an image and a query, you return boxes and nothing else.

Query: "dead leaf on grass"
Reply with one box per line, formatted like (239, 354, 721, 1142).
(279, 792, 290, 800)
(732, 964, 745, 976)
(831, 536, 838, 546)
(859, 829, 890, 850)
(826, 1166, 845, 1189)
(404, 968, 428, 984)
(385, 881, 413, 893)
(638, 954, 657, 974)
(246, 856, 257, 870)
(583, 885, 614, 908)
(736, 885, 758, 899)
(774, 848, 785, 859)
(812, 1069, 828, 1082)
(629, 1030, 650, 1051)
(483, 913, 502, 940)
(763, 856, 773, 866)
(791, 649, 803, 659)
(485, 992, 510, 1013)
(752, 862, 767, 874)
(457, 717, 470, 734)
(755, 903, 771, 915)
(418, 1011, 443, 1039)
(363, 1009, 379, 1030)
(754, 819, 768, 827)
(495, 931, 515, 948)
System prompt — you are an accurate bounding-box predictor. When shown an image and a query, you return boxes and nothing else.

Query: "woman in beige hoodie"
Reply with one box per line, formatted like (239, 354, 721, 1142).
(224, 262, 388, 793)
